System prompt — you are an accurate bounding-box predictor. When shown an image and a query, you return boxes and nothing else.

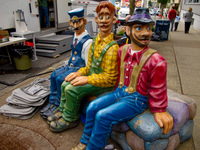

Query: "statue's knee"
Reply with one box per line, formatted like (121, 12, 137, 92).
(61, 81, 69, 91)
(95, 109, 108, 123)
(86, 101, 99, 115)
(50, 71, 57, 80)
(56, 75, 64, 84)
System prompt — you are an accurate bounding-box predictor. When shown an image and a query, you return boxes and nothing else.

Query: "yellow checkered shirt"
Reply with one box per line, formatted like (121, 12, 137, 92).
(78, 33, 119, 87)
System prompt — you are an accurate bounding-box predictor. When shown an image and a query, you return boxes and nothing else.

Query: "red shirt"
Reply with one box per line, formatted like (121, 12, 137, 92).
(117, 45, 168, 113)
(168, 9, 176, 20)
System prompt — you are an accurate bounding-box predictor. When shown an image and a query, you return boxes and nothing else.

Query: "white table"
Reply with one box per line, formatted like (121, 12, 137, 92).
(0, 37, 26, 48)
(0, 37, 26, 64)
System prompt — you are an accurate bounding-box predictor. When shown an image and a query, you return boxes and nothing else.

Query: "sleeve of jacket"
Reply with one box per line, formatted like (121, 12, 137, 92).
(87, 44, 119, 87)
(148, 53, 168, 113)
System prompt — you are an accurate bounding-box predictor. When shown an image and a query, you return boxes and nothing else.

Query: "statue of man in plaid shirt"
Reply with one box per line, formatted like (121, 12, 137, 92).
(48, 1, 119, 132)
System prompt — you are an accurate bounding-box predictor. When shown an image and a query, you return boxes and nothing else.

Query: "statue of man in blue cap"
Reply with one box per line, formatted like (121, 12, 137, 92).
(40, 8, 92, 118)
(72, 8, 173, 150)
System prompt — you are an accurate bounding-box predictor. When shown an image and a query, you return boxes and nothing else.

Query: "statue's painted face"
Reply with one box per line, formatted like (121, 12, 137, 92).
(130, 24, 152, 48)
(95, 7, 116, 34)
(71, 19, 85, 36)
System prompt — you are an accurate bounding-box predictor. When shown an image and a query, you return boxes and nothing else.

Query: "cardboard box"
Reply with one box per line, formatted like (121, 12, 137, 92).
(0, 30, 9, 43)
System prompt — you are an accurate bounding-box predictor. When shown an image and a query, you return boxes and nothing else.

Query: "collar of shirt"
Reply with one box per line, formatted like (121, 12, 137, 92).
(123, 45, 149, 65)
(73, 30, 89, 44)
(95, 33, 114, 45)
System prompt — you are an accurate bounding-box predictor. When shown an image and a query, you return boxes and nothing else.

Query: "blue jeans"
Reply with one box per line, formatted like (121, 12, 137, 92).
(39, 6, 49, 27)
(80, 85, 148, 150)
(49, 66, 80, 106)
(170, 19, 175, 31)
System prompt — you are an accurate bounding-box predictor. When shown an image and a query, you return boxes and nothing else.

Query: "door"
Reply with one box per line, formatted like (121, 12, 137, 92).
(56, 0, 71, 28)
(0, 0, 40, 32)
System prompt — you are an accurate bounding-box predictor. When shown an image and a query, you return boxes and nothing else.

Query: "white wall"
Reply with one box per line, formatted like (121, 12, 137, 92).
(0, 0, 40, 31)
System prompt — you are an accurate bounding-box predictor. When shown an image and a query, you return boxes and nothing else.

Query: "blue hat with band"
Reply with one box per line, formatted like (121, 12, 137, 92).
(68, 8, 84, 20)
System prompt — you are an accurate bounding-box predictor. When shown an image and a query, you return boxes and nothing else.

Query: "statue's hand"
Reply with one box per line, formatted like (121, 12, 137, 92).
(70, 76, 88, 86)
(65, 72, 81, 82)
(154, 112, 173, 134)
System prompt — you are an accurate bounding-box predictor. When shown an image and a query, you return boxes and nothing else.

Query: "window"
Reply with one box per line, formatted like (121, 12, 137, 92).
(185, 0, 200, 3)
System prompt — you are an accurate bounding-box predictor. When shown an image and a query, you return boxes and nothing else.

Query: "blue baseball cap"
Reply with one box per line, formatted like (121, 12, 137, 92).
(68, 8, 84, 20)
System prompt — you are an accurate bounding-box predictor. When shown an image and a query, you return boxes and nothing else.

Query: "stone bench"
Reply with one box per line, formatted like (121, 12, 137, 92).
(111, 89, 197, 150)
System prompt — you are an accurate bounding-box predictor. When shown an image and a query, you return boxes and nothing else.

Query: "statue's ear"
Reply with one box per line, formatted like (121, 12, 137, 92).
(95, 16, 98, 24)
(83, 18, 87, 25)
(126, 26, 131, 37)
(112, 16, 117, 24)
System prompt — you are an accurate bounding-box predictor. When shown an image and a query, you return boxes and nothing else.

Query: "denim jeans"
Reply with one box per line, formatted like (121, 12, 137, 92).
(39, 6, 49, 27)
(80, 85, 148, 150)
(170, 19, 175, 31)
(49, 66, 79, 106)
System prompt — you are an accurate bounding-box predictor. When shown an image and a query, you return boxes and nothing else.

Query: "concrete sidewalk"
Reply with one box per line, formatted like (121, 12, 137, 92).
(0, 21, 199, 150)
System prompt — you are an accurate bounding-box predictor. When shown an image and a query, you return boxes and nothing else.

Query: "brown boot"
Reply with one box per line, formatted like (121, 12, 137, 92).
(72, 142, 87, 150)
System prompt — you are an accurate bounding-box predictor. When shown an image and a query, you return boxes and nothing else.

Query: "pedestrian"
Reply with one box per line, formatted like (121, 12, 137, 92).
(39, 0, 50, 28)
(183, 7, 193, 34)
(168, 7, 177, 31)
(174, 12, 181, 31)
(165, 10, 168, 18)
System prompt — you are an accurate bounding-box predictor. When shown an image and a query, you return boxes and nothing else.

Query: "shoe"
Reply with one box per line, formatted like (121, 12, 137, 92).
(47, 111, 62, 124)
(42, 106, 59, 119)
(72, 142, 87, 150)
(50, 117, 79, 132)
(40, 103, 54, 114)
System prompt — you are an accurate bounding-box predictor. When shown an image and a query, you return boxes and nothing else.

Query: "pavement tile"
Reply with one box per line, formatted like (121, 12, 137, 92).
(179, 68, 200, 96)
(174, 46, 200, 70)
(190, 95, 200, 150)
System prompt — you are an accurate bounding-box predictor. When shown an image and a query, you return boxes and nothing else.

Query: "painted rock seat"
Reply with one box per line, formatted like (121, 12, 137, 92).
(80, 89, 196, 150)
(111, 89, 197, 150)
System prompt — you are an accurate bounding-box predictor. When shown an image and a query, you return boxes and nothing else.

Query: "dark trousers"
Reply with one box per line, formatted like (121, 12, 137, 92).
(170, 19, 175, 31)
(174, 22, 179, 31)
(185, 22, 191, 33)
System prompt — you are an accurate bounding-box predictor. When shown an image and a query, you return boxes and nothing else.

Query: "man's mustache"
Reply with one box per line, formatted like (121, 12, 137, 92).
(134, 33, 150, 40)
(74, 25, 82, 30)
(99, 22, 111, 27)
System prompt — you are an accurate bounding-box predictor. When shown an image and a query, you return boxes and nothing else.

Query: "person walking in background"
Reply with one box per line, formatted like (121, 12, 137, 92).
(183, 7, 193, 34)
(168, 7, 176, 31)
(174, 12, 181, 31)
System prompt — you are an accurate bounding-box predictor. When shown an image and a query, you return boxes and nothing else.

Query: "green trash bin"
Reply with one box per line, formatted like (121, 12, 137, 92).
(12, 45, 33, 70)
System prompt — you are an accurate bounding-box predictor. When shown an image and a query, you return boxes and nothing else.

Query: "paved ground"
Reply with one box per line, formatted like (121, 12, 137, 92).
(0, 21, 200, 150)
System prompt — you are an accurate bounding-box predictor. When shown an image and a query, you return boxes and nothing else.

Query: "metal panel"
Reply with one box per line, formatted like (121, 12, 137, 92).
(0, 0, 40, 31)
(56, 0, 71, 28)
